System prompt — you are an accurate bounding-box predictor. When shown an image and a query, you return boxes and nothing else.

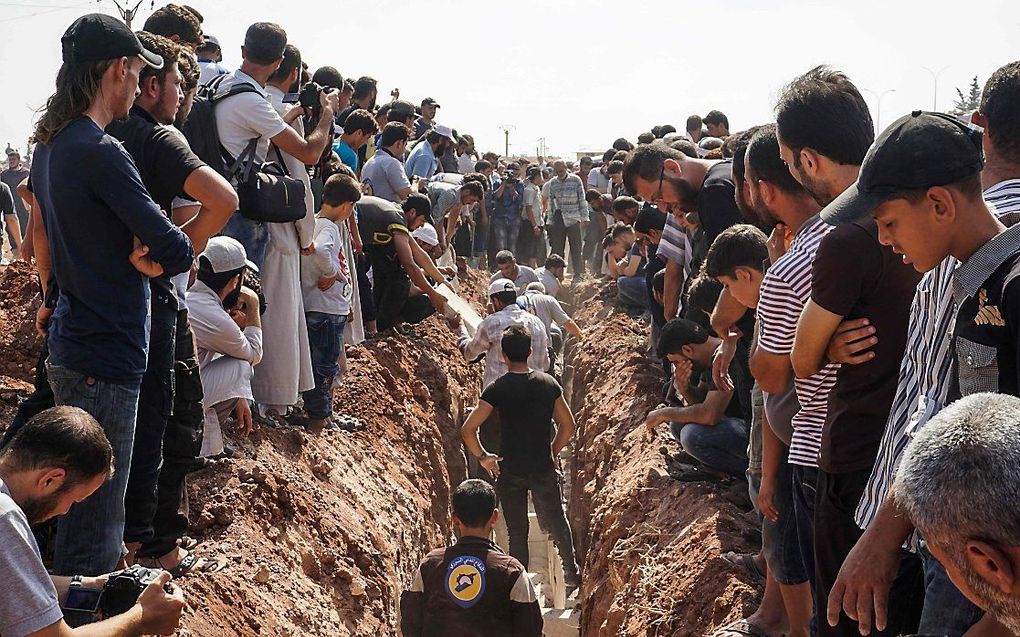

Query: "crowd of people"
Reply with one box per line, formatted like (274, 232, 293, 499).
(1, 3, 1020, 636)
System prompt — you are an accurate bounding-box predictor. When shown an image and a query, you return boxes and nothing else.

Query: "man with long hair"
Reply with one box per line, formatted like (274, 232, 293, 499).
(30, 14, 194, 577)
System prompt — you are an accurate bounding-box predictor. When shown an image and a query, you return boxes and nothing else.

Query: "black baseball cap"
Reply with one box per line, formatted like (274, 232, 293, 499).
(821, 111, 985, 224)
(61, 13, 164, 69)
(422, 97, 441, 109)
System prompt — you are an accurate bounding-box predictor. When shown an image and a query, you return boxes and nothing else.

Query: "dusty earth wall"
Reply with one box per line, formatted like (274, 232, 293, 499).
(0, 262, 487, 636)
(564, 281, 761, 637)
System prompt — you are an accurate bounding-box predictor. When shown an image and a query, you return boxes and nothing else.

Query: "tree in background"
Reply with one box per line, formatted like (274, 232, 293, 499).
(951, 75, 982, 116)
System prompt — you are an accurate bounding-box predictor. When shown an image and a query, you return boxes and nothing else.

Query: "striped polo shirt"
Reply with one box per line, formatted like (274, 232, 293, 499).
(756, 214, 838, 467)
(856, 179, 1020, 536)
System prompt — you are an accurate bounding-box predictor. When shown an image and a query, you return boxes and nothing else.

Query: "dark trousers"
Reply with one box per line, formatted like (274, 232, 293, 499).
(138, 310, 205, 559)
(124, 294, 178, 546)
(356, 253, 376, 324)
(583, 215, 603, 273)
(815, 467, 924, 636)
(548, 213, 585, 276)
(370, 250, 434, 332)
(2, 337, 55, 448)
(496, 469, 578, 578)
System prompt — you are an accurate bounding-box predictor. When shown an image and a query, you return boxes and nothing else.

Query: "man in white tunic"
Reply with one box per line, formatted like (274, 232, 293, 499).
(252, 44, 315, 418)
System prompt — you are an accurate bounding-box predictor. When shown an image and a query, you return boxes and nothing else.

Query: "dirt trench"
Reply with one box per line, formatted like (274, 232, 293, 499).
(0, 262, 489, 636)
(0, 261, 761, 636)
(564, 280, 761, 637)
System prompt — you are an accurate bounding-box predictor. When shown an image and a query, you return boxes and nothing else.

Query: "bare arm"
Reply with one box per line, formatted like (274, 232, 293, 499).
(749, 339, 794, 394)
(792, 300, 843, 378)
(408, 234, 447, 285)
(663, 259, 683, 319)
(461, 400, 495, 459)
(393, 233, 446, 310)
(647, 389, 733, 429)
(710, 287, 747, 337)
(551, 396, 575, 455)
(444, 203, 463, 248)
(270, 95, 337, 165)
(562, 319, 582, 338)
(30, 195, 50, 296)
(180, 166, 238, 254)
(620, 254, 641, 277)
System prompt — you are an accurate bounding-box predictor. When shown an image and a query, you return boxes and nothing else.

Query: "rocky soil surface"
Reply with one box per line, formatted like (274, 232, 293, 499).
(0, 261, 760, 636)
(565, 280, 761, 637)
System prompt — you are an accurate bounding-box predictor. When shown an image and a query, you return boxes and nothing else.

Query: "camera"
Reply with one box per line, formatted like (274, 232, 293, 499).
(99, 565, 167, 616)
(299, 81, 323, 122)
(502, 170, 519, 184)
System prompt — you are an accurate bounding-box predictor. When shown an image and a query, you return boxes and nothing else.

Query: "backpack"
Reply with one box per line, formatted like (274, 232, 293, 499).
(180, 74, 261, 180)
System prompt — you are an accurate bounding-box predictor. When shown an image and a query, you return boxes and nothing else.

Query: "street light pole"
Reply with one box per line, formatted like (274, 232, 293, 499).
(921, 66, 950, 112)
(498, 125, 515, 158)
(108, 0, 148, 28)
(862, 88, 897, 132)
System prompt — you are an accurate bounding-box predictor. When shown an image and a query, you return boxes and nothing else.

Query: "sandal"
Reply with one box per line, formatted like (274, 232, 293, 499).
(710, 619, 770, 637)
(178, 536, 200, 551)
(137, 550, 227, 578)
(721, 551, 765, 580)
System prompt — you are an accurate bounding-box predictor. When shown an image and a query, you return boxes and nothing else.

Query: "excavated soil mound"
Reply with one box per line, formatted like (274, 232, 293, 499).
(565, 280, 761, 637)
(0, 260, 43, 382)
(0, 262, 489, 636)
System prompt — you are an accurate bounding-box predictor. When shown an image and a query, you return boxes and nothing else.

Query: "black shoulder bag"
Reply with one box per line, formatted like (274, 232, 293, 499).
(229, 138, 307, 224)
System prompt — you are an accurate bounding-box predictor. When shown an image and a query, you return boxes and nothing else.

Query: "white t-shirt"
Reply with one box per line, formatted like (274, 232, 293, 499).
(523, 183, 542, 223)
(213, 70, 287, 167)
(301, 217, 352, 315)
(457, 153, 475, 174)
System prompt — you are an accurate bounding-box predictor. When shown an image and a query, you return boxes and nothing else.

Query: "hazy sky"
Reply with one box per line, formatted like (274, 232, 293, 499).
(1, 0, 1018, 159)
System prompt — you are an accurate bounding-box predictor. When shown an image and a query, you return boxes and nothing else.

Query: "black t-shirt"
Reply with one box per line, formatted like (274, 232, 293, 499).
(697, 161, 741, 247)
(695, 346, 752, 423)
(107, 104, 205, 309)
(106, 105, 205, 213)
(0, 167, 29, 217)
(811, 218, 921, 473)
(480, 371, 563, 476)
(357, 195, 409, 255)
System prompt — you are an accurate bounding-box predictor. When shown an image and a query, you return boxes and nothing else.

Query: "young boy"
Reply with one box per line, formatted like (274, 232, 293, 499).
(828, 112, 1020, 400)
(400, 479, 542, 636)
(300, 173, 362, 430)
(460, 325, 580, 590)
(332, 109, 379, 174)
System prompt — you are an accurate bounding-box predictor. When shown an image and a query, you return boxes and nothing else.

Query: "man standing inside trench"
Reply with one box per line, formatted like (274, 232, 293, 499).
(460, 325, 581, 591)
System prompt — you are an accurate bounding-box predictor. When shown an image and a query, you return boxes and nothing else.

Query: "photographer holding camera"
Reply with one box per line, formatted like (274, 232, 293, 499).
(0, 406, 185, 637)
(491, 163, 525, 255)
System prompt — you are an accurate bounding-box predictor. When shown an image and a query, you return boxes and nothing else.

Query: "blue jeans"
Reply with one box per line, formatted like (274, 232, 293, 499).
(301, 312, 347, 420)
(491, 216, 520, 256)
(763, 445, 811, 585)
(670, 417, 749, 478)
(221, 211, 268, 271)
(919, 545, 984, 635)
(46, 362, 141, 576)
(617, 275, 649, 309)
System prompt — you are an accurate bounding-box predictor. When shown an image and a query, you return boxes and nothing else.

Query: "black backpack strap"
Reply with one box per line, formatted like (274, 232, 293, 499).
(270, 143, 292, 177)
(226, 138, 259, 181)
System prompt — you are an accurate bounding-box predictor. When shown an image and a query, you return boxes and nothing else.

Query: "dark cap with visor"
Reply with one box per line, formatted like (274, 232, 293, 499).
(61, 13, 164, 69)
(821, 111, 985, 224)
